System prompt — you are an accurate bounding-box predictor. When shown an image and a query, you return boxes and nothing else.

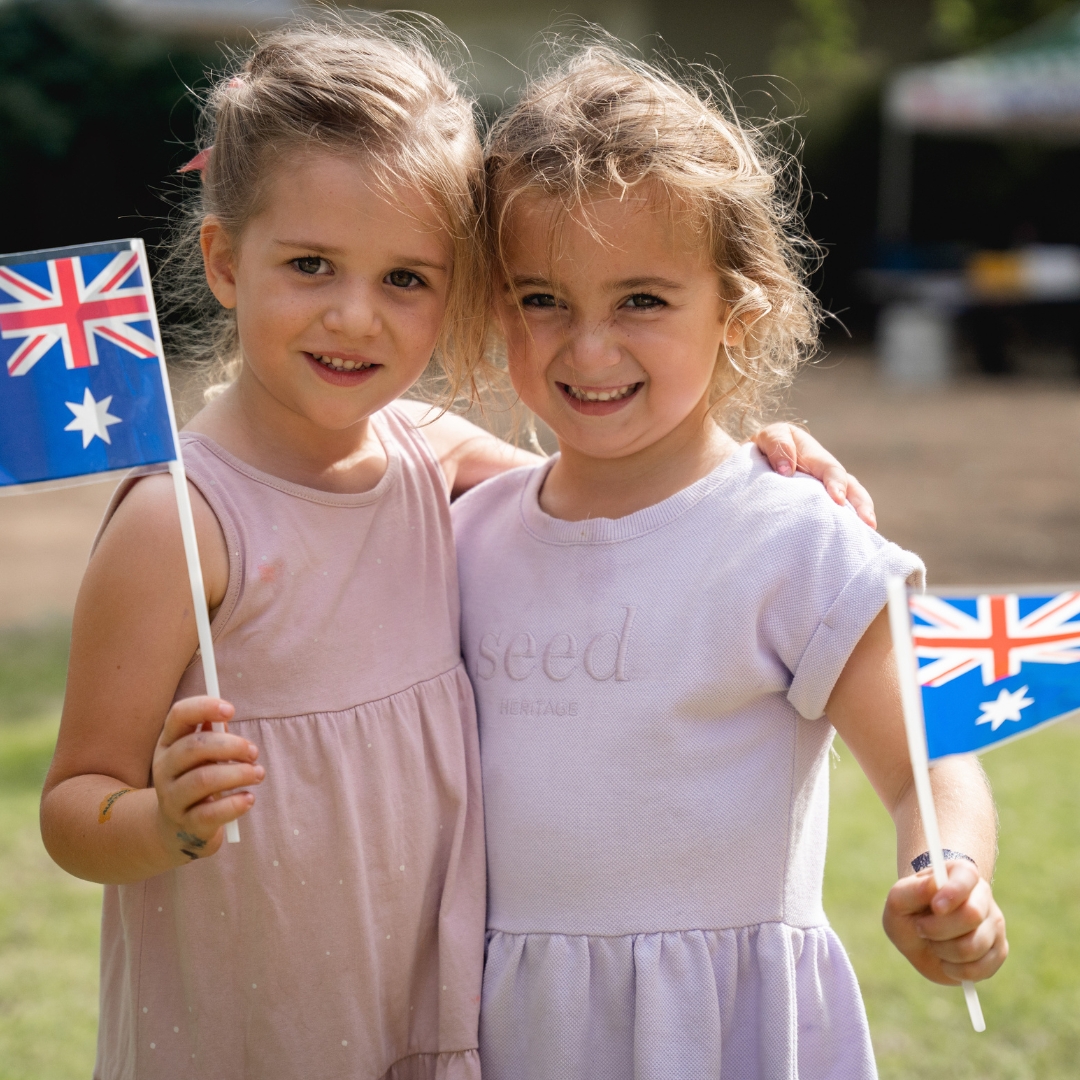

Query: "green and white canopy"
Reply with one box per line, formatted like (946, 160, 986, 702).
(886, 4, 1080, 139)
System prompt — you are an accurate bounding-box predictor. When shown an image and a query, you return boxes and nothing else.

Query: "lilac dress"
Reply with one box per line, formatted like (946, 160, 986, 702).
(452, 445, 924, 1080)
(94, 408, 485, 1080)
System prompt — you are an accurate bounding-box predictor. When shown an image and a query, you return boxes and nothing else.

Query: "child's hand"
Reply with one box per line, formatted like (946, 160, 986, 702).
(151, 696, 263, 861)
(753, 423, 876, 529)
(883, 861, 1008, 985)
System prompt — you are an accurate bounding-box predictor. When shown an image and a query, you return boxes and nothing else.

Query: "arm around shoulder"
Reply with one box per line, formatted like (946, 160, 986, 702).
(394, 398, 541, 497)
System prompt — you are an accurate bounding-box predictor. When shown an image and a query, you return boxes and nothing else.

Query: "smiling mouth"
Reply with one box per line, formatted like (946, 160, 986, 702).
(560, 382, 642, 403)
(311, 354, 377, 372)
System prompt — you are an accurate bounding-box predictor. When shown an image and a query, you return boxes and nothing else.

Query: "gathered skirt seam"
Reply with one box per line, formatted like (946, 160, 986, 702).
(224, 662, 468, 724)
(486, 919, 832, 938)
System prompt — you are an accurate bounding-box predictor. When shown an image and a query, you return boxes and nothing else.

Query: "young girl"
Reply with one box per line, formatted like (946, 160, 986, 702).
(39, 19, 860, 1080)
(453, 48, 1009, 1079)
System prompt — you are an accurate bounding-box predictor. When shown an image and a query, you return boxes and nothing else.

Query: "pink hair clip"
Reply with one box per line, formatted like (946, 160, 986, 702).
(178, 146, 213, 174)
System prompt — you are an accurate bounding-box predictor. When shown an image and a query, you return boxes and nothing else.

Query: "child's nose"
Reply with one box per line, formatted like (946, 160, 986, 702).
(322, 283, 381, 338)
(565, 320, 622, 371)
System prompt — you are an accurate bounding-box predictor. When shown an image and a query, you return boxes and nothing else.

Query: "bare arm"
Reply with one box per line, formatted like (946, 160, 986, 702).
(394, 399, 541, 498)
(826, 608, 1008, 985)
(40, 474, 262, 884)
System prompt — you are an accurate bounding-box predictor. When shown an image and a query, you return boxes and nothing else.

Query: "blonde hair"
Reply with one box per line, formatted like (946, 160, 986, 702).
(162, 13, 487, 402)
(484, 44, 821, 433)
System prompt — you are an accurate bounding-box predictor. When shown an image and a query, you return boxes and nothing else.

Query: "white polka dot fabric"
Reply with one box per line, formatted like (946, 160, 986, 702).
(452, 445, 924, 1080)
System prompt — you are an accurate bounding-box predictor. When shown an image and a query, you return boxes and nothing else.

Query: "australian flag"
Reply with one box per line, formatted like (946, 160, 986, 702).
(911, 590, 1080, 760)
(0, 239, 178, 488)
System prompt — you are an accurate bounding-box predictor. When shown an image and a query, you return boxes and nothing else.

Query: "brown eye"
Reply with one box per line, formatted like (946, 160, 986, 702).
(522, 293, 559, 309)
(624, 293, 663, 309)
(294, 257, 326, 275)
(387, 270, 422, 288)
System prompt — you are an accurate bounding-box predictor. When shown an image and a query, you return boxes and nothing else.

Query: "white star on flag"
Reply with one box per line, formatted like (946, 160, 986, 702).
(64, 387, 122, 448)
(976, 685, 1034, 731)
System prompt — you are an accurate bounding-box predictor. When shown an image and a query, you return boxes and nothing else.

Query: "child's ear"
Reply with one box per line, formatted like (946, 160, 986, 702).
(200, 217, 238, 310)
(722, 301, 767, 348)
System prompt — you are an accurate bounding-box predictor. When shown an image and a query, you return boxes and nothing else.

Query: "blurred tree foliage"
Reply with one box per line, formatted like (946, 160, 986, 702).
(771, 0, 881, 137)
(0, 0, 217, 257)
(930, 0, 1078, 52)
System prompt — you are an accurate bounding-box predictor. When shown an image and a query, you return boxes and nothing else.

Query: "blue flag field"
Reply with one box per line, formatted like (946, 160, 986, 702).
(910, 589, 1080, 761)
(0, 238, 178, 489)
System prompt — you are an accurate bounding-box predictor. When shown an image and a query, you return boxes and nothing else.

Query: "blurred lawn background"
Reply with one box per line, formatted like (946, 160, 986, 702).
(3, 615, 1080, 1078)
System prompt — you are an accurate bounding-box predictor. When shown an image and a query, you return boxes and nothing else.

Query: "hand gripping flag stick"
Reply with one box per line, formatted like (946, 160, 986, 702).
(168, 456, 240, 844)
(887, 577, 983, 1032)
(140, 249, 240, 846)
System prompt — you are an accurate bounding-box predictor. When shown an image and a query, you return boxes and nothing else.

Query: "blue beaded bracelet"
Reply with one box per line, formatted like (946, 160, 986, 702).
(911, 849, 977, 873)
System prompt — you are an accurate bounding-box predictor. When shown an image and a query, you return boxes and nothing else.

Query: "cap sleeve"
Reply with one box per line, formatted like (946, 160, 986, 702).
(758, 493, 925, 721)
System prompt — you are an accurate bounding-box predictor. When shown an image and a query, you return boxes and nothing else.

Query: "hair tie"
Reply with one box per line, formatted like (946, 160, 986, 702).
(178, 147, 213, 174)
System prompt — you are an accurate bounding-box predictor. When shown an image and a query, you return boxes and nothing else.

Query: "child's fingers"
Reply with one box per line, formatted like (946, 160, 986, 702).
(843, 475, 877, 529)
(927, 861, 982, 915)
(157, 729, 258, 785)
(915, 887, 991, 945)
(184, 790, 257, 833)
(924, 915, 997, 967)
(940, 923, 1010, 983)
(884, 868, 938, 918)
(785, 425, 847, 500)
(165, 761, 265, 817)
(753, 423, 797, 477)
(159, 696, 235, 748)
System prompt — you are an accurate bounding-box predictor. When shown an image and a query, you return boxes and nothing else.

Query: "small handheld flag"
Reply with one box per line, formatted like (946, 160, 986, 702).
(890, 581, 1080, 1030)
(0, 239, 239, 844)
(911, 589, 1080, 761)
(887, 578, 985, 1033)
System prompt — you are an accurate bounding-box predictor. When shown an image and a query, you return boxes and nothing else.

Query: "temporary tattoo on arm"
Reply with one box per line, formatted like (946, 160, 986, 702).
(177, 830, 208, 860)
(98, 789, 133, 823)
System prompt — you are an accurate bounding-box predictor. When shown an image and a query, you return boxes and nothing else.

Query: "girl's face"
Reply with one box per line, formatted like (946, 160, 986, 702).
(202, 151, 451, 432)
(498, 191, 736, 461)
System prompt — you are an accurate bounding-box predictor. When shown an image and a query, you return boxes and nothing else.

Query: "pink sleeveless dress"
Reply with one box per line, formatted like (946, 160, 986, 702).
(93, 407, 485, 1080)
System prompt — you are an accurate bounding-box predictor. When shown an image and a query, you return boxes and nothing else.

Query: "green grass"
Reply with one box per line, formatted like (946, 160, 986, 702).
(0, 625, 100, 1080)
(1, 623, 1079, 1076)
(827, 727, 1080, 1078)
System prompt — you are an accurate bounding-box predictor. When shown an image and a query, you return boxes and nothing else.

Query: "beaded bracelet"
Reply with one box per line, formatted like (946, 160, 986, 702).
(911, 849, 977, 874)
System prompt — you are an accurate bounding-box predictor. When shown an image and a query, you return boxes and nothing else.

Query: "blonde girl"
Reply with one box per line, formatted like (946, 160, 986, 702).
(41, 17, 869, 1080)
(41, 20, 521, 1079)
(452, 47, 1008, 1079)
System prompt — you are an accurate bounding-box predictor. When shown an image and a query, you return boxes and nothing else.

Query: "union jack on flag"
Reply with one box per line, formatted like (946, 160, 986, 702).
(909, 590, 1080, 760)
(1, 247, 157, 376)
(0, 239, 178, 488)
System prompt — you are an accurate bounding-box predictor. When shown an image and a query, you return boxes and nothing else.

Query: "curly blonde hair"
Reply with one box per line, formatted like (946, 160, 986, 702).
(483, 44, 822, 433)
(161, 13, 488, 403)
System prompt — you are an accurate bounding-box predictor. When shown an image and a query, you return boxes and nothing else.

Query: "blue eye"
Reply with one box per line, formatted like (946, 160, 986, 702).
(293, 257, 328, 276)
(387, 270, 423, 288)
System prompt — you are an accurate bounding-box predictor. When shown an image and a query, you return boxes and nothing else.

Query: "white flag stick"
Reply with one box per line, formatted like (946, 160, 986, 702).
(169, 458, 240, 845)
(135, 235, 239, 846)
(886, 577, 983, 1032)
